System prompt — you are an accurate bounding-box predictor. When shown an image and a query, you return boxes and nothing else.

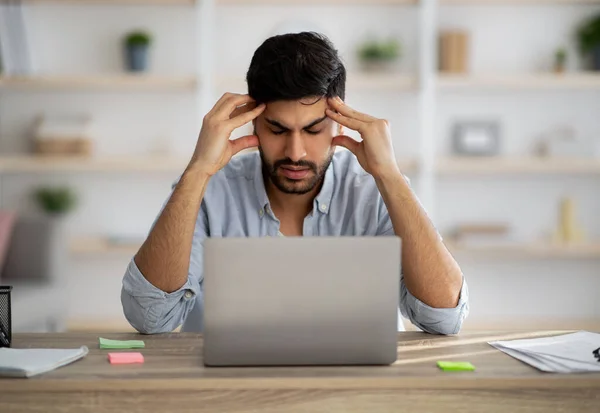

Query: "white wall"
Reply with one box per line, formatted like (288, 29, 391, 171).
(0, 2, 598, 329)
(436, 4, 600, 327)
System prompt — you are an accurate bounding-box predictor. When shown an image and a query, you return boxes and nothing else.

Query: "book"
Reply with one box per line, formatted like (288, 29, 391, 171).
(0, 346, 89, 378)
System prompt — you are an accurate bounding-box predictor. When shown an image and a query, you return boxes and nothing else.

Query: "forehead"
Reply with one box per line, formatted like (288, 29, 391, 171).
(260, 97, 332, 127)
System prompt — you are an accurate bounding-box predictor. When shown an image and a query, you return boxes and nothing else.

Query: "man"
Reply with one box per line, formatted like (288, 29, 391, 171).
(122, 32, 469, 335)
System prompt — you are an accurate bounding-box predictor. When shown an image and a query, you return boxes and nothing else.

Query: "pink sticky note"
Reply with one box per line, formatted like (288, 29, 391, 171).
(108, 352, 144, 365)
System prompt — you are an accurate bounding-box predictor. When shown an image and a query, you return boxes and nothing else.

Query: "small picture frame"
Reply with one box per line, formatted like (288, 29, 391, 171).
(451, 121, 501, 156)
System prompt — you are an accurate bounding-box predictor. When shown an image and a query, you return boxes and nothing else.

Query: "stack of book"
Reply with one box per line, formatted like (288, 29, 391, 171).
(0, 1, 35, 75)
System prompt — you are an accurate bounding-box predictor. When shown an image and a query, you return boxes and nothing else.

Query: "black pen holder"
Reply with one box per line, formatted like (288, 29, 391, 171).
(0, 286, 12, 348)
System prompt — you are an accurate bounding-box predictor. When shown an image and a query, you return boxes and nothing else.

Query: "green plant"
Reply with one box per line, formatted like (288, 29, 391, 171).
(34, 187, 77, 215)
(125, 30, 152, 48)
(555, 48, 567, 65)
(577, 14, 600, 55)
(358, 38, 401, 62)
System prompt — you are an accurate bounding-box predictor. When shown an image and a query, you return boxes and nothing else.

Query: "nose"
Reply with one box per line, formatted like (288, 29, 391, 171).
(284, 132, 307, 162)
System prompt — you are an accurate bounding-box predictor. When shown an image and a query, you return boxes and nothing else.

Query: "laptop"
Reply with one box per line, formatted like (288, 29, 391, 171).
(202, 237, 400, 366)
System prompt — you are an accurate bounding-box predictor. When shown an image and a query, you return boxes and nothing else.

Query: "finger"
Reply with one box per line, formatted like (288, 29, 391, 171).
(227, 103, 266, 129)
(327, 97, 376, 123)
(215, 94, 256, 119)
(230, 134, 259, 156)
(332, 135, 360, 155)
(205, 93, 235, 117)
(326, 108, 364, 132)
(229, 101, 257, 119)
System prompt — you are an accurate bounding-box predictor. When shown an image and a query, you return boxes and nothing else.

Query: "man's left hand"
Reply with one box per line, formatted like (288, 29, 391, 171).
(326, 96, 399, 179)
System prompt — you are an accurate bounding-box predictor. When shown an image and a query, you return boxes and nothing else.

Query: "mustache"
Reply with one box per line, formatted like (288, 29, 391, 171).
(273, 158, 317, 172)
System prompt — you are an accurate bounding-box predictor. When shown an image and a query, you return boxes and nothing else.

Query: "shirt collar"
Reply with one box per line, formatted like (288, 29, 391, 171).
(252, 156, 336, 217)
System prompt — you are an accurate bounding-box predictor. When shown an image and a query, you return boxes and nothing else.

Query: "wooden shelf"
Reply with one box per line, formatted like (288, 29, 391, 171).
(0, 155, 191, 173)
(437, 157, 600, 175)
(347, 73, 417, 91)
(217, 73, 417, 93)
(446, 241, 600, 259)
(397, 158, 419, 173)
(23, 0, 196, 4)
(442, 0, 600, 4)
(0, 75, 197, 92)
(217, 0, 418, 4)
(70, 237, 141, 255)
(0, 154, 416, 174)
(438, 73, 600, 90)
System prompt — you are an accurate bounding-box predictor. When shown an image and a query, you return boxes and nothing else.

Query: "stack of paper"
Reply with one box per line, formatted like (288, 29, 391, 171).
(490, 331, 600, 373)
(0, 346, 89, 378)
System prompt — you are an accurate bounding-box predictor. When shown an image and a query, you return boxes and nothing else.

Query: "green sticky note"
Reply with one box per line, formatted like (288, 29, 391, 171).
(437, 361, 475, 372)
(99, 337, 145, 349)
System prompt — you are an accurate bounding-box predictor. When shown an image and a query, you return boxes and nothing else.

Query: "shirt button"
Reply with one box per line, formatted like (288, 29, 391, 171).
(259, 209, 264, 217)
(184, 291, 193, 299)
(320, 204, 327, 211)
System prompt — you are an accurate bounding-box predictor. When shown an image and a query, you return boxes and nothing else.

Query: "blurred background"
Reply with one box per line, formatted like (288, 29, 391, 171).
(0, 0, 598, 333)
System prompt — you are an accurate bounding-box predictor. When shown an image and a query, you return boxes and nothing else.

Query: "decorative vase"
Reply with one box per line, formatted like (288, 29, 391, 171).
(125, 44, 149, 72)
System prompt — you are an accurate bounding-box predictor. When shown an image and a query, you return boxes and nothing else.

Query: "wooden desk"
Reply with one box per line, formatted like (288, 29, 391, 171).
(1, 331, 599, 412)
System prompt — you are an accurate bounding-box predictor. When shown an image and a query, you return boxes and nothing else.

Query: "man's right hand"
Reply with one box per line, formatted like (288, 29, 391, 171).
(189, 93, 266, 176)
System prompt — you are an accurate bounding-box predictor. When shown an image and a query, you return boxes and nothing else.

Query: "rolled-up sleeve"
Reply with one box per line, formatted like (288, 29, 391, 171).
(399, 276, 469, 335)
(121, 258, 202, 334)
(121, 182, 208, 334)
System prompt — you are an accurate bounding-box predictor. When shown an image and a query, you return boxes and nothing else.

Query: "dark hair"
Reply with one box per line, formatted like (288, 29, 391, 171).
(246, 32, 346, 104)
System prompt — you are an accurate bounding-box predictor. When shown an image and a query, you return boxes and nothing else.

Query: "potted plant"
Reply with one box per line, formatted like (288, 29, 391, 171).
(357, 37, 401, 72)
(577, 14, 600, 71)
(34, 186, 77, 217)
(554, 48, 567, 73)
(124, 30, 152, 72)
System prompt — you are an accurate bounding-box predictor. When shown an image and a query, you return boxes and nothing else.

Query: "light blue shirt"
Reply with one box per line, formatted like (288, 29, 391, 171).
(121, 150, 469, 335)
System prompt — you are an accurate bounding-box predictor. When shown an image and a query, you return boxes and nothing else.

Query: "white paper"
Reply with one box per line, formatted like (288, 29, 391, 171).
(490, 331, 600, 373)
(0, 346, 89, 378)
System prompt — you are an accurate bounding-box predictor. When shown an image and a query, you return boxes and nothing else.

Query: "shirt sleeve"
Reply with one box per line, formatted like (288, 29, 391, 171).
(121, 182, 208, 334)
(375, 185, 469, 335)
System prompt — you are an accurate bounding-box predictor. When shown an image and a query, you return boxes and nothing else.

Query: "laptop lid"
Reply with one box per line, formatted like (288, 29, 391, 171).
(203, 237, 400, 366)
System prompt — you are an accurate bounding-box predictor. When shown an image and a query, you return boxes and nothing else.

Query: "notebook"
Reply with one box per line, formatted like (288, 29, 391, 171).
(0, 346, 89, 378)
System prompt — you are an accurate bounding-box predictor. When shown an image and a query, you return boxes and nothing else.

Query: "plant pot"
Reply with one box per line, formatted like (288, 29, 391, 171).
(125, 44, 149, 72)
(359, 59, 398, 73)
(593, 45, 600, 71)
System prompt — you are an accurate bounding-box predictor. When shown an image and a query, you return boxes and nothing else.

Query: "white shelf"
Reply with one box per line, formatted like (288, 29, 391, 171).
(437, 157, 600, 175)
(438, 73, 600, 90)
(446, 241, 600, 259)
(0, 155, 190, 173)
(0, 75, 198, 92)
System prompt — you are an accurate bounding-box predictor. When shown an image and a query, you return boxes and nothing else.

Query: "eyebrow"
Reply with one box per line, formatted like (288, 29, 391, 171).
(265, 115, 328, 131)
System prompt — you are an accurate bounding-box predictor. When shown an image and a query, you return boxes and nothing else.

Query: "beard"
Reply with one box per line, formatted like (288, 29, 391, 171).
(259, 147, 334, 195)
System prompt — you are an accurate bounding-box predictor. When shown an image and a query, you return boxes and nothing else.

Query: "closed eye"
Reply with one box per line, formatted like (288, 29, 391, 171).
(270, 129, 322, 135)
